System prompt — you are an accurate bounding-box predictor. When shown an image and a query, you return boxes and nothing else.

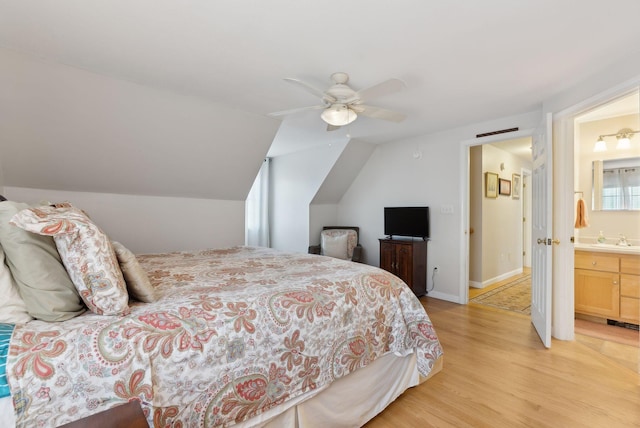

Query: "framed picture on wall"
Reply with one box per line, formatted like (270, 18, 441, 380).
(499, 178, 511, 196)
(485, 172, 498, 198)
(512, 174, 521, 199)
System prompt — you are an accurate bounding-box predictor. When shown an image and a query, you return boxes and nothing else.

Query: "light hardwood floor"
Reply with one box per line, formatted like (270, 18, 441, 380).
(468, 267, 531, 299)
(365, 297, 640, 428)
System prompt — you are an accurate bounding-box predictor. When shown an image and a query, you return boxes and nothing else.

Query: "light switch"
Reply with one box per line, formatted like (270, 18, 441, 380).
(440, 205, 454, 214)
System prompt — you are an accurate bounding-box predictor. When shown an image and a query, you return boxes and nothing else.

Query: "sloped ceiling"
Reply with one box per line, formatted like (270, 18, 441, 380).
(1, 1, 640, 199)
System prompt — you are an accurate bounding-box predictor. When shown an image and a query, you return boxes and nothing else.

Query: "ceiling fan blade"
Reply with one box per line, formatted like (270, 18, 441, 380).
(268, 104, 325, 118)
(326, 124, 341, 132)
(347, 78, 406, 104)
(356, 105, 407, 123)
(284, 78, 337, 103)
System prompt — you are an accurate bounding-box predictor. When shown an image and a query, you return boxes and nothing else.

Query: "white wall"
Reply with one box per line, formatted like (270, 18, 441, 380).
(575, 114, 640, 245)
(337, 111, 541, 302)
(309, 204, 338, 247)
(478, 144, 530, 284)
(308, 139, 376, 250)
(270, 141, 347, 253)
(4, 187, 244, 254)
(0, 47, 279, 201)
(0, 161, 4, 196)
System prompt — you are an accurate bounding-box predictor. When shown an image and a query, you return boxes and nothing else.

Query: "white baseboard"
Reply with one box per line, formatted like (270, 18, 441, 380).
(469, 280, 482, 289)
(480, 267, 524, 288)
(426, 290, 463, 304)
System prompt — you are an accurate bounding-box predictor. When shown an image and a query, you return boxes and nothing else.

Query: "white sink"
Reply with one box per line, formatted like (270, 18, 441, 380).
(581, 243, 640, 254)
(590, 243, 640, 249)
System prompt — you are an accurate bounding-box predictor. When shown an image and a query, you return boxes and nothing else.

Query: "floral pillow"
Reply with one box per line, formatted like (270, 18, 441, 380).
(10, 204, 129, 316)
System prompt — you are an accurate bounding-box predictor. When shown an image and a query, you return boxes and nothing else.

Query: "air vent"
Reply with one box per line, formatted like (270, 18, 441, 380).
(476, 127, 519, 138)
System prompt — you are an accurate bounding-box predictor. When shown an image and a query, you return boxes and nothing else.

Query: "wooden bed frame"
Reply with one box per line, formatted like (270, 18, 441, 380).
(59, 401, 147, 428)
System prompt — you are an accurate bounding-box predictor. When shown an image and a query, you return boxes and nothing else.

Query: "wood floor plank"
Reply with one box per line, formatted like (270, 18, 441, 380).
(365, 298, 640, 428)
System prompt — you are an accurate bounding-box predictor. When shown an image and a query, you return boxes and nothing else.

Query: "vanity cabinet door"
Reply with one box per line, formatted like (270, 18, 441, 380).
(574, 268, 620, 318)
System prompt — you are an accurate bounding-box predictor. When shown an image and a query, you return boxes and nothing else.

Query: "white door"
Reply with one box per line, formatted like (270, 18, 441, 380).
(531, 113, 553, 348)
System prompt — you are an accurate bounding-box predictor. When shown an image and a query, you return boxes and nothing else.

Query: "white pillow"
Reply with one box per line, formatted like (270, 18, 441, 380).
(321, 232, 350, 260)
(0, 245, 33, 324)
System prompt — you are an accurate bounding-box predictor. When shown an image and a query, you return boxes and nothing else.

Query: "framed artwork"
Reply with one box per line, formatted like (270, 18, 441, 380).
(485, 172, 498, 198)
(512, 173, 521, 199)
(499, 178, 511, 196)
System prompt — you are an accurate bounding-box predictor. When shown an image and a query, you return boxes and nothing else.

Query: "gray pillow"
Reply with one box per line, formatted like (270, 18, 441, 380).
(0, 201, 85, 321)
(112, 241, 157, 303)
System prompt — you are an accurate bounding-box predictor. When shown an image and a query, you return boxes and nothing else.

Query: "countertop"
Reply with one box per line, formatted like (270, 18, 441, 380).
(574, 242, 640, 255)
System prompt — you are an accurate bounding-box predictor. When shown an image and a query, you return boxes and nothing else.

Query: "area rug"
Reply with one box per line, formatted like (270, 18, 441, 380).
(470, 275, 531, 315)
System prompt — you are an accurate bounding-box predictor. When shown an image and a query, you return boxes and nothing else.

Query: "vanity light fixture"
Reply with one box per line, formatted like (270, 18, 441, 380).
(594, 128, 639, 152)
(593, 136, 607, 152)
(615, 128, 635, 149)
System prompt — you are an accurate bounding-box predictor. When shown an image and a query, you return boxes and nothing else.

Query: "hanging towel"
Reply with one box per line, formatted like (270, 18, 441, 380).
(574, 198, 589, 228)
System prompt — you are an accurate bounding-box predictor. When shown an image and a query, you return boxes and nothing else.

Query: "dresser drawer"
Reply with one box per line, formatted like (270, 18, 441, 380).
(620, 274, 640, 298)
(574, 251, 619, 273)
(620, 255, 640, 275)
(620, 297, 640, 323)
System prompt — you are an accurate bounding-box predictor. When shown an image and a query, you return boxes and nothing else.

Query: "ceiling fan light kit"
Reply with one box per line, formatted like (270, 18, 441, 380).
(321, 103, 357, 126)
(270, 72, 407, 130)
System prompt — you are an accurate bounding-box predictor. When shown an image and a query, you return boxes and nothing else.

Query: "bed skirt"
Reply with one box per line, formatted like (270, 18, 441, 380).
(0, 352, 442, 428)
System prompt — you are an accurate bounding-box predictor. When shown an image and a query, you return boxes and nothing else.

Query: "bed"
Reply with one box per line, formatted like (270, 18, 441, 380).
(0, 202, 443, 427)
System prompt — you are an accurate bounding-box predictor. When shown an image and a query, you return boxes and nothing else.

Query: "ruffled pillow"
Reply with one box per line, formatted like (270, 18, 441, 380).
(112, 241, 157, 303)
(11, 204, 129, 316)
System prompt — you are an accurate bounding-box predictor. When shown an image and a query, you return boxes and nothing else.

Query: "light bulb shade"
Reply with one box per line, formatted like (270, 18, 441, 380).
(593, 138, 607, 152)
(616, 137, 631, 149)
(321, 104, 357, 126)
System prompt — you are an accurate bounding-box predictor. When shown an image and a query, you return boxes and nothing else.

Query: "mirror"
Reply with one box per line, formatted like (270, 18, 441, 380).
(592, 157, 640, 211)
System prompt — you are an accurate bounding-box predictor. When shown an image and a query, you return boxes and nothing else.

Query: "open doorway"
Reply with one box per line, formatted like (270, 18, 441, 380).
(570, 90, 639, 364)
(468, 137, 533, 313)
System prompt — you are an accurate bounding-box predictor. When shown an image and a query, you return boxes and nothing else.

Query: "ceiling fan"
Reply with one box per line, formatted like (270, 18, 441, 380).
(268, 72, 407, 130)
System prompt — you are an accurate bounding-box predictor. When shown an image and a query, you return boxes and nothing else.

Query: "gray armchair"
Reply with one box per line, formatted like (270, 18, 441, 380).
(308, 226, 363, 263)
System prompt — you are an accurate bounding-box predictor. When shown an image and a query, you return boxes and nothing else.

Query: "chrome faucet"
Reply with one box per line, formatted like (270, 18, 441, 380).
(617, 234, 629, 246)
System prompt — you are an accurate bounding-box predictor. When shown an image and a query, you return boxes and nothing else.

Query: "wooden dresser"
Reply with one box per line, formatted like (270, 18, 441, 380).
(379, 239, 427, 297)
(575, 250, 640, 324)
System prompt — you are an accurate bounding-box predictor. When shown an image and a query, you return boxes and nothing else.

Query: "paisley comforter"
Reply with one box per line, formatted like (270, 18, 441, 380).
(7, 246, 443, 427)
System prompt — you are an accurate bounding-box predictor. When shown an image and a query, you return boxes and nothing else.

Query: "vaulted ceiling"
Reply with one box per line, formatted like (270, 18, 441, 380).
(1, 1, 640, 199)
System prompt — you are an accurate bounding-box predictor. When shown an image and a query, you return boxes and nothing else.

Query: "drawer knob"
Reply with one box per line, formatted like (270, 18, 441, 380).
(592, 261, 597, 265)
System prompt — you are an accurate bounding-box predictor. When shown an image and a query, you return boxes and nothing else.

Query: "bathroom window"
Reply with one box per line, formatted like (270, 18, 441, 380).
(602, 166, 640, 210)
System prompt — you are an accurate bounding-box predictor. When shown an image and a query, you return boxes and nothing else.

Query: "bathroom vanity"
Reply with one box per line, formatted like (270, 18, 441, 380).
(574, 244, 640, 324)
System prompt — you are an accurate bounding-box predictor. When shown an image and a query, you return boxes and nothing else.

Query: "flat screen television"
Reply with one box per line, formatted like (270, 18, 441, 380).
(384, 206, 430, 239)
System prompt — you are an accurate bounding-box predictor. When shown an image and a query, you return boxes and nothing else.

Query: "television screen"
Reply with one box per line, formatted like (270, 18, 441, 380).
(384, 206, 430, 239)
